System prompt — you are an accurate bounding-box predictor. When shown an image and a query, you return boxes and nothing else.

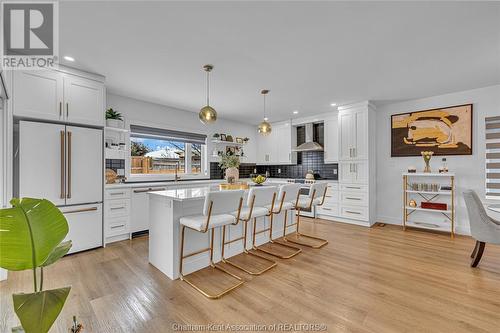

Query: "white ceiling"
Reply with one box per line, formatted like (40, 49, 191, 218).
(59, 1, 500, 124)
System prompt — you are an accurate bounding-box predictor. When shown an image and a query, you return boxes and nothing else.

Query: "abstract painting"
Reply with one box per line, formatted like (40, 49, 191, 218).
(391, 104, 473, 157)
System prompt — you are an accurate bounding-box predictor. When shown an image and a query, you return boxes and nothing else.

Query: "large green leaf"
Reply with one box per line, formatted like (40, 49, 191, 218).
(13, 287, 71, 333)
(41, 241, 72, 267)
(0, 198, 68, 271)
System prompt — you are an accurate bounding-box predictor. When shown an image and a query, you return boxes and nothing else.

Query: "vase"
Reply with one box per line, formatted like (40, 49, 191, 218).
(225, 167, 239, 182)
(423, 159, 431, 173)
(106, 119, 124, 128)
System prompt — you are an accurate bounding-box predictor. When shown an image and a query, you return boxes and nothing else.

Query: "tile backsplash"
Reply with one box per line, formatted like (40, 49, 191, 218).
(210, 151, 338, 180)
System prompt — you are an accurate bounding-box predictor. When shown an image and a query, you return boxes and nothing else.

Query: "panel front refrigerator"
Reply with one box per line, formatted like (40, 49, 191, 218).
(17, 120, 103, 253)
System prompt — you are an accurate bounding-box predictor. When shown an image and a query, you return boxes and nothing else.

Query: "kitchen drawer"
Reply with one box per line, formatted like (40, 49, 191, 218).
(341, 191, 368, 207)
(106, 216, 129, 237)
(340, 184, 368, 193)
(326, 183, 339, 191)
(317, 204, 340, 217)
(105, 188, 131, 200)
(324, 190, 339, 203)
(105, 199, 131, 218)
(340, 205, 368, 221)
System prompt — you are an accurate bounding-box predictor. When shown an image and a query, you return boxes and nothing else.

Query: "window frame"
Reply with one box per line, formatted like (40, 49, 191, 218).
(126, 125, 209, 182)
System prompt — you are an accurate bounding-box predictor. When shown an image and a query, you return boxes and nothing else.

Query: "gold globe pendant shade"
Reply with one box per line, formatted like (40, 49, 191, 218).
(199, 64, 217, 124)
(199, 105, 217, 124)
(258, 120, 272, 135)
(258, 89, 272, 135)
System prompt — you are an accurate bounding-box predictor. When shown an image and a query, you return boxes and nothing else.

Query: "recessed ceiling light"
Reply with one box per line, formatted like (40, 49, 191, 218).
(330, 103, 337, 107)
(293, 110, 299, 114)
(64, 56, 75, 62)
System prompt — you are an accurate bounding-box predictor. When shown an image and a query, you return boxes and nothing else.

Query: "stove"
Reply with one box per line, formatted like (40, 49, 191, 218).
(286, 178, 317, 185)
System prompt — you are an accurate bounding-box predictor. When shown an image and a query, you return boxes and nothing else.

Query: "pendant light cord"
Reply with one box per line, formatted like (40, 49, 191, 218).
(263, 93, 266, 119)
(206, 71, 210, 106)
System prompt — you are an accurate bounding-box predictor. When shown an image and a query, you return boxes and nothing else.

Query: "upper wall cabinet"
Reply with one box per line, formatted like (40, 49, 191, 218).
(323, 113, 339, 163)
(339, 107, 368, 160)
(257, 120, 296, 165)
(12, 69, 105, 127)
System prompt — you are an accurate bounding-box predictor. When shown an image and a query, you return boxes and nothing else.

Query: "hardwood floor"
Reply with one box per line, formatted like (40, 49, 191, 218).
(1, 218, 500, 333)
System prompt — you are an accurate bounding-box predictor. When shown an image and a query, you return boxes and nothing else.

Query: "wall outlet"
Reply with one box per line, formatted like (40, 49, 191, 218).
(333, 169, 338, 175)
(278, 168, 281, 174)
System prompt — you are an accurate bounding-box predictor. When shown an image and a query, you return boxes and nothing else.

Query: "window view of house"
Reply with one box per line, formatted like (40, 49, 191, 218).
(130, 136, 203, 175)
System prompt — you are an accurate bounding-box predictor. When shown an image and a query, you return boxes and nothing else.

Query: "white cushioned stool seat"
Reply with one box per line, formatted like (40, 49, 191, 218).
(266, 201, 294, 212)
(180, 214, 236, 232)
(232, 206, 269, 220)
(297, 195, 321, 209)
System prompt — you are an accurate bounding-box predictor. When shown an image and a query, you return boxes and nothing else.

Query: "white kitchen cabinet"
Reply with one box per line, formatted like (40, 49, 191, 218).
(12, 69, 105, 126)
(61, 203, 103, 254)
(63, 76, 105, 126)
(339, 161, 369, 184)
(13, 70, 63, 121)
(324, 114, 339, 163)
(104, 188, 131, 243)
(19, 121, 67, 206)
(65, 126, 103, 206)
(131, 186, 167, 233)
(256, 120, 296, 165)
(339, 108, 368, 160)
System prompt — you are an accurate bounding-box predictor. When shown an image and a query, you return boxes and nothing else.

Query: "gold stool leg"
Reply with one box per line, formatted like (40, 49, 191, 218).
(179, 225, 244, 299)
(254, 210, 302, 259)
(222, 218, 277, 275)
(284, 208, 329, 249)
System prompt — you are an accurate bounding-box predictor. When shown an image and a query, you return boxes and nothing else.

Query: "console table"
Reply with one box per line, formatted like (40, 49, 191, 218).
(402, 173, 455, 238)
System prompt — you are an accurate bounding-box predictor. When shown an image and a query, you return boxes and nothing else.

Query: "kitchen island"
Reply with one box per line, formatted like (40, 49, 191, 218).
(148, 185, 296, 279)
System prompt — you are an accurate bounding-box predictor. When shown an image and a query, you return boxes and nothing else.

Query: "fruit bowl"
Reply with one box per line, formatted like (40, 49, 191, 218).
(251, 174, 267, 185)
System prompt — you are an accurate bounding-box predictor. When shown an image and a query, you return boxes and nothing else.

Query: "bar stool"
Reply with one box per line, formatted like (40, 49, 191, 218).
(221, 186, 278, 275)
(179, 190, 244, 299)
(284, 182, 329, 249)
(253, 183, 303, 259)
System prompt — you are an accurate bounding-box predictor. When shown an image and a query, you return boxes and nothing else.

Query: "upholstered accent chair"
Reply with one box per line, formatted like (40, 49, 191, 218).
(463, 190, 500, 267)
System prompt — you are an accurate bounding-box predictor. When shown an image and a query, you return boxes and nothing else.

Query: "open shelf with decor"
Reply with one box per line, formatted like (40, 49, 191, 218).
(402, 172, 455, 237)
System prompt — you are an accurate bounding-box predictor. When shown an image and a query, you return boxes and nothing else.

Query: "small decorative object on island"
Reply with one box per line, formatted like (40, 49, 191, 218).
(0, 198, 72, 333)
(251, 174, 267, 185)
(409, 199, 417, 208)
(105, 108, 124, 128)
(421, 151, 434, 173)
(219, 154, 240, 182)
(199, 64, 217, 124)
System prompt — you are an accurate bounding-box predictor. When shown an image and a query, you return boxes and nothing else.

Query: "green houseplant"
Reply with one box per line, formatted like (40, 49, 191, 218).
(219, 155, 240, 182)
(0, 198, 72, 333)
(105, 108, 124, 128)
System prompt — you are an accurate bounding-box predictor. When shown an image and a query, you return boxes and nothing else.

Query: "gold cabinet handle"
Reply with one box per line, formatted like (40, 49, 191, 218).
(110, 224, 125, 229)
(345, 210, 361, 215)
(67, 131, 72, 199)
(109, 192, 125, 196)
(322, 207, 332, 211)
(60, 130, 65, 199)
(110, 206, 125, 210)
(62, 207, 98, 214)
(346, 197, 362, 200)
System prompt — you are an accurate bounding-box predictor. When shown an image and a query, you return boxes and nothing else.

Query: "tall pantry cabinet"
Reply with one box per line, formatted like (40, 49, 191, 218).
(337, 102, 376, 226)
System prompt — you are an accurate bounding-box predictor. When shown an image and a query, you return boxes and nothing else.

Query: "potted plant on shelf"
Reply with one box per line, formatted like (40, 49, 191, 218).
(0, 198, 73, 333)
(219, 154, 240, 182)
(105, 108, 124, 128)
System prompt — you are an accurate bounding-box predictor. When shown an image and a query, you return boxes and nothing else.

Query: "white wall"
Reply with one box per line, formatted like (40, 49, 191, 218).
(106, 93, 258, 167)
(376, 85, 500, 235)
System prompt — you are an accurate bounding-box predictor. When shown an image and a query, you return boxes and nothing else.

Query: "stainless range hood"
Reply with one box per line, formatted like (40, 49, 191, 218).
(293, 123, 323, 152)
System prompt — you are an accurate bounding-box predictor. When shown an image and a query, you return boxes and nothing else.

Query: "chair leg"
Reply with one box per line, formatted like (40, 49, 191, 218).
(256, 210, 302, 259)
(470, 241, 486, 268)
(284, 208, 329, 249)
(470, 241, 479, 258)
(223, 218, 277, 275)
(179, 225, 244, 299)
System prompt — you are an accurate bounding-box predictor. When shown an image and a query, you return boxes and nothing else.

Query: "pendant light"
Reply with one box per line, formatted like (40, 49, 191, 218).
(199, 64, 217, 124)
(258, 89, 272, 135)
